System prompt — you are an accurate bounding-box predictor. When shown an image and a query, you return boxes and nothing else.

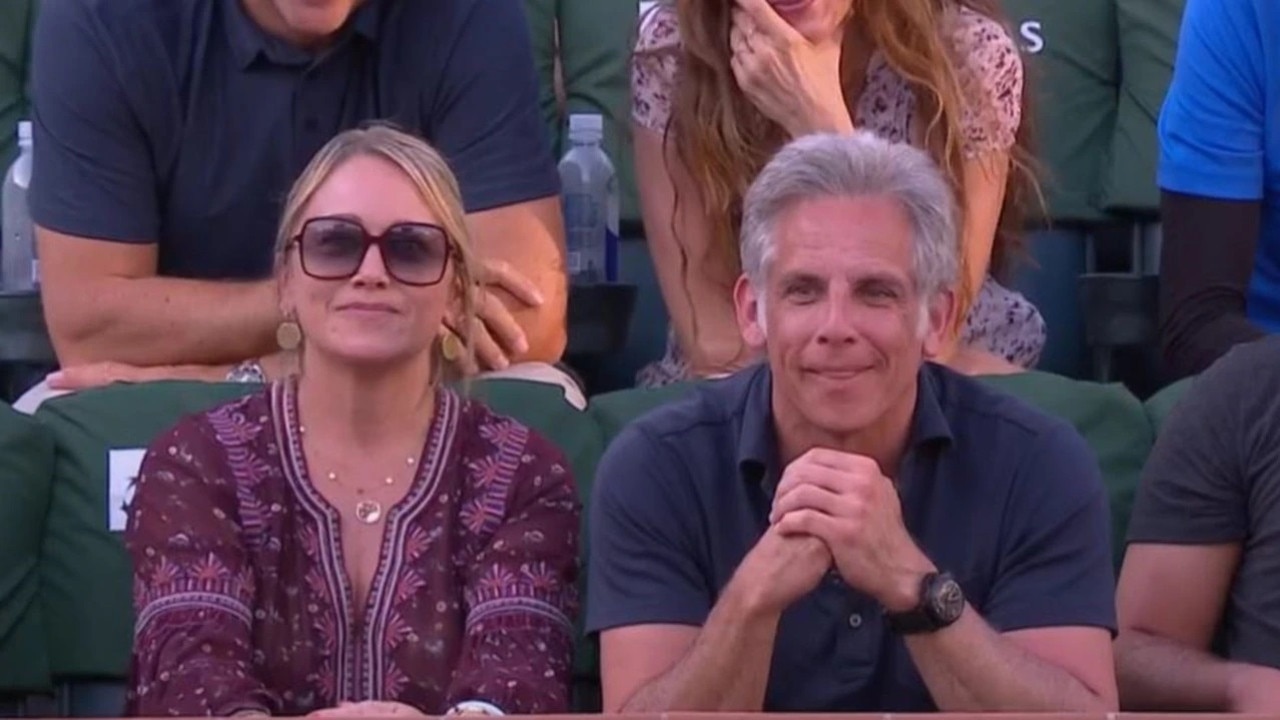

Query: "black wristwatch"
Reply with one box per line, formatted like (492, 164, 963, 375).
(885, 571, 965, 635)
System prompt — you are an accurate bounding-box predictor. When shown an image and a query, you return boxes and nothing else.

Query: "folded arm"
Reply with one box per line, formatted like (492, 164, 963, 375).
(126, 420, 275, 716)
(450, 432, 580, 714)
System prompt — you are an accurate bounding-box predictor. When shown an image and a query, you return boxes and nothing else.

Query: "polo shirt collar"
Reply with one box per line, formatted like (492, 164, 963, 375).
(736, 363, 954, 489)
(225, 0, 383, 70)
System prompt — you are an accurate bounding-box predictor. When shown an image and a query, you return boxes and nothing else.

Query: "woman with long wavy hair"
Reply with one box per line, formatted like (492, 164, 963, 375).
(632, 0, 1045, 385)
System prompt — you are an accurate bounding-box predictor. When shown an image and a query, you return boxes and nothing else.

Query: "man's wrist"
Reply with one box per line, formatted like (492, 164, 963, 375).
(723, 566, 786, 622)
(879, 555, 938, 613)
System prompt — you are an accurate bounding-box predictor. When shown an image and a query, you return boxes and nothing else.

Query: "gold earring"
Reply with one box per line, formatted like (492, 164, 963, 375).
(440, 329, 463, 362)
(276, 319, 302, 351)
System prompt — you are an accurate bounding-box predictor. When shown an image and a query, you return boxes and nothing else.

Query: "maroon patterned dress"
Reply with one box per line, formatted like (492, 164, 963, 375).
(124, 382, 580, 716)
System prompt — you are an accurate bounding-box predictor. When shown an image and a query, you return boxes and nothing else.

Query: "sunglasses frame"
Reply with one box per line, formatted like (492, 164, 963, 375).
(288, 215, 453, 287)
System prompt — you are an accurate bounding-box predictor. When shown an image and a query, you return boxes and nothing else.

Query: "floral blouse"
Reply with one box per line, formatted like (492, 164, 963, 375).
(632, 3, 1047, 386)
(124, 382, 580, 716)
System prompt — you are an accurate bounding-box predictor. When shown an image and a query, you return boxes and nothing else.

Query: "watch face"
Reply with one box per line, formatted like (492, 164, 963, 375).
(930, 577, 965, 621)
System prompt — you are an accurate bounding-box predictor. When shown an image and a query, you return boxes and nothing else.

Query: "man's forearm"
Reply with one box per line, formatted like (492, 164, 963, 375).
(48, 275, 279, 367)
(906, 607, 1112, 712)
(1116, 630, 1251, 711)
(620, 581, 780, 712)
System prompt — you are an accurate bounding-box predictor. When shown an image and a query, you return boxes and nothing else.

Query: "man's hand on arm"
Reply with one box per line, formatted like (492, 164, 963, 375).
(462, 197, 567, 370)
(771, 448, 1117, 712)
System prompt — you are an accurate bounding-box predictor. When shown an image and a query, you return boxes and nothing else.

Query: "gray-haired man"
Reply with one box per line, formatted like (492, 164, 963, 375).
(586, 132, 1117, 714)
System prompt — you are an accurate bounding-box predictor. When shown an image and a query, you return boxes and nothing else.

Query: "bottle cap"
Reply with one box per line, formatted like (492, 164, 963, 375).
(568, 114, 603, 135)
(17, 121, 31, 143)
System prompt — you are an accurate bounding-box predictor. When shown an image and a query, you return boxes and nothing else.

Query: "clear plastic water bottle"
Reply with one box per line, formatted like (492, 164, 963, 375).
(558, 113, 619, 284)
(2, 120, 36, 292)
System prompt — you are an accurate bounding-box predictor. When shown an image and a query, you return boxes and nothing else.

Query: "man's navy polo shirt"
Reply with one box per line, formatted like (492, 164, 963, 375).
(28, 0, 557, 280)
(586, 363, 1116, 712)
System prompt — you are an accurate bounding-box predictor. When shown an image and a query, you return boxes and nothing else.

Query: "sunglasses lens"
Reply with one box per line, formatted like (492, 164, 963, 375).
(382, 225, 448, 285)
(300, 219, 366, 279)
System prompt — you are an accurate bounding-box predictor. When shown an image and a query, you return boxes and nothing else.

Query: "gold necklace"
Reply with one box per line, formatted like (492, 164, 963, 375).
(300, 425, 417, 525)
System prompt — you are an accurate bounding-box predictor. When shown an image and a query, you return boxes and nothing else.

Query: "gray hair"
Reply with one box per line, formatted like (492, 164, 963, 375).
(739, 132, 960, 299)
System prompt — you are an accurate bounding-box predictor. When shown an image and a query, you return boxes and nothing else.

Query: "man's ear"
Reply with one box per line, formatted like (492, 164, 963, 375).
(734, 275, 767, 349)
(920, 289, 957, 357)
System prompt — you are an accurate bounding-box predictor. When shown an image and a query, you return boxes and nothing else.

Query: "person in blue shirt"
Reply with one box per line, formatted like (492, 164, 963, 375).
(1157, 0, 1279, 379)
(586, 132, 1117, 714)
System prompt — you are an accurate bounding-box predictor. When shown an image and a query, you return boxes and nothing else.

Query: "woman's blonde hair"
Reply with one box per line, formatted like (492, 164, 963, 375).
(274, 122, 479, 379)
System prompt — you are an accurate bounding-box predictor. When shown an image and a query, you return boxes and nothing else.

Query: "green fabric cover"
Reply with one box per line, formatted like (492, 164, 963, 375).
(979, 371, 1152, 569)
(1000, 0, 1118, 223)
(1101, 0, 1185, 214)
(0, 0, 34, 168)
(0, 403, 54, 694)
(33, 381, 257, 681)
(588, 381, 697, 440)
(525, 0, 638, 222)
(1144, 377, 1195, 434)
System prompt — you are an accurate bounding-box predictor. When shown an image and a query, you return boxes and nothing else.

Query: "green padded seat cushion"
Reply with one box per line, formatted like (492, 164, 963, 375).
(0, 403, 54, 694)
(1144, 377, 1195, 434)
(1101, 0, 1185, 213)
(980, 371, 1153, 569)
(1000, 0, 1119, 222)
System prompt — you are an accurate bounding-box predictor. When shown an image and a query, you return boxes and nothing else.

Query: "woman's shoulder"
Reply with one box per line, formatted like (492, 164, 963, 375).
(453, 392, 570, 471)
(636, 3, 682, 54)
(145, 388, 272, 458)
(632, 3, 682, 132)
(944, 5, 1024, 154)
(945, 5, 1020, 65)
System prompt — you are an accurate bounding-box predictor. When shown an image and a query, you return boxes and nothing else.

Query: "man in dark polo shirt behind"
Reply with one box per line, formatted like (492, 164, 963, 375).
(25, 0, 569, 402)
(1116, 337, 1280, 712)
(587, 132, 1118, 713)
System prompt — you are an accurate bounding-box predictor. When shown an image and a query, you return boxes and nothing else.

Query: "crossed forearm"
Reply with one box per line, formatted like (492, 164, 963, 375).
(906, 607, 1112, 712)
(619, 581, 779, 712)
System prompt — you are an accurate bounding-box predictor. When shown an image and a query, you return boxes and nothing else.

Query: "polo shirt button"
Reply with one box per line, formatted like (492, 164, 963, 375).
(848, 613, 863, 629)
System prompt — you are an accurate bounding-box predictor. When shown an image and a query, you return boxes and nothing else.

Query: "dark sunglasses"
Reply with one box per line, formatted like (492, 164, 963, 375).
(289, 216, 452, 287)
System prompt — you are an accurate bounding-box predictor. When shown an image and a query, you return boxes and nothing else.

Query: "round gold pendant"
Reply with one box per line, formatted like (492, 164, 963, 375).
(355, 500, 383, 524)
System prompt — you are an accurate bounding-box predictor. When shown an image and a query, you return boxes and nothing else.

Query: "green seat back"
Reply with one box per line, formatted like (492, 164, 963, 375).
(0, 0, 35, 169)
(525, 0, 638, 222)
(1144, 377, 1195, 434)
(1000, 0, 1119, 222)
(0, 403, 54, 697)
(588, 381, 698, 440)
(980, 371, 1153, 569)
(1101, 0, 1185, 214)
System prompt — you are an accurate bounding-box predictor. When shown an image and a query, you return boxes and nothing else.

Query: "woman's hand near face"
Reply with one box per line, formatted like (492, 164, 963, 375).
(729, 0, 851, 138)
(446, 258, 545, 374)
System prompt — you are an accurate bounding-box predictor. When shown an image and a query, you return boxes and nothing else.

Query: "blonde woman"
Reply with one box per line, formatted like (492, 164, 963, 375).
(123, 124, 581, 717)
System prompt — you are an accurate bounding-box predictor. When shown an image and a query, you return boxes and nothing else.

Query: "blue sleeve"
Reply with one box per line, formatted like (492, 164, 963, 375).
(426, 0, 560, 214)
(27, 0, 158, 243)
(983, 422, 1118, 635)
(1157, 0, 1265, 200)
(585, 424, 712, 634)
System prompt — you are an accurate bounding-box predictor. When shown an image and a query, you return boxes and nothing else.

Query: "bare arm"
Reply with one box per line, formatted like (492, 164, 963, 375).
(601, 573, 780, 712)
(37, 227, 279, 367)
(464, 197, 568, 364)
(906, 607, 1116, 711)
(1115, 542, 1253, 710)
(634, 124, 750, 376)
